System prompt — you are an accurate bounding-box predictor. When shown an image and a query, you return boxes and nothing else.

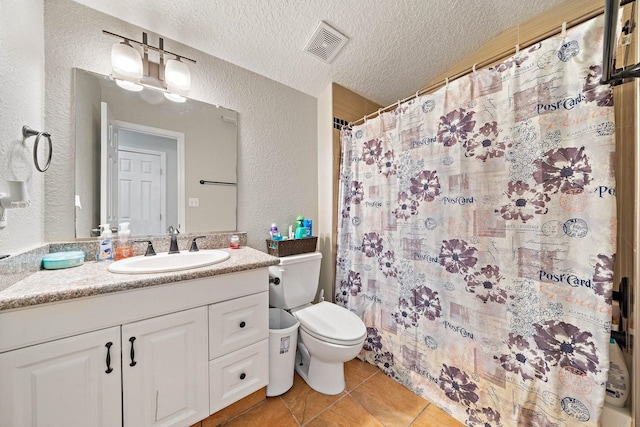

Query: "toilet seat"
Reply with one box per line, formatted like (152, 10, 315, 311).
(294, 301, 366, 346)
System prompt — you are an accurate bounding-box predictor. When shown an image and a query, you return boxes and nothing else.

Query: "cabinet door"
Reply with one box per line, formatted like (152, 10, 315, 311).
(122, 307, 208, 427)
(0, 327, 122, 427)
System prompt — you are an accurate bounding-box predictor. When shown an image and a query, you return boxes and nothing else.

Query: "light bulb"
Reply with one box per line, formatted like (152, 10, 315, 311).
(115, 79, 144, 92)
(165, 58, 191, 94)
(164, 92, 187, 103)
(111, 42, 143, 81)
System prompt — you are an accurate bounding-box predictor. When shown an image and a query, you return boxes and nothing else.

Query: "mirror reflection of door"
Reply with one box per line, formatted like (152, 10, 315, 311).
(114, 128, 180, 236)
(118, 147, 166, 235)
(100, 106, 184, 236)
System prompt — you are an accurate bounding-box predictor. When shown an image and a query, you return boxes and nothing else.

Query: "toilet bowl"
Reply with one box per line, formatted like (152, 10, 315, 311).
(268, 252, 366, 395)
(292, 301, 366, 394)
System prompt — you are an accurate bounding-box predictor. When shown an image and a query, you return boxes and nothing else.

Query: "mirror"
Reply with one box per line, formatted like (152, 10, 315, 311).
(74, 69, 237, 238)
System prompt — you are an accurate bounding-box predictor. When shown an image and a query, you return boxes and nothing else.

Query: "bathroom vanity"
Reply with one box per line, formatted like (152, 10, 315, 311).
(0, 246, 277, 427)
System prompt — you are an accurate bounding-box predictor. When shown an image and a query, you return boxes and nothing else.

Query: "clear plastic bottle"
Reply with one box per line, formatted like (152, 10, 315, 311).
(270, 223, 282, 240)
(96, 224, 113, 261)
(114, 222, 133, 260)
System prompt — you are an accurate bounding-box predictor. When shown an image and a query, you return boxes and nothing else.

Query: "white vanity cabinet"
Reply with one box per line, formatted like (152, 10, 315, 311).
(0, 267, 270, 427)
(122, 307, 209, 427)
(0, 327, 122, 427)
(208, 292, 269, 413)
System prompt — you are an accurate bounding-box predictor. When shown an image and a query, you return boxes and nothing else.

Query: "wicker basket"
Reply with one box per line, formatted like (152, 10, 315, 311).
(266, 237, 318, 257)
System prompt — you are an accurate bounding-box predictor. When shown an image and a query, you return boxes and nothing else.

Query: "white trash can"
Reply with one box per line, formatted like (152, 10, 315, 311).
(266, 308, 299, 397)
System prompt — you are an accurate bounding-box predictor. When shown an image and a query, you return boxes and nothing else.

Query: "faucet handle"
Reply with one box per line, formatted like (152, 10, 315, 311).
(134, 240, 156, 256)
(189, 236, 207, 252)
(167, 225, 180, 235)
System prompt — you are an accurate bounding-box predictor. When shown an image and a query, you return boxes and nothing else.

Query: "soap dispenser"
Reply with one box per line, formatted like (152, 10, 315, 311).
(96, 224, 113, 261)
(114, 222, 133, 260)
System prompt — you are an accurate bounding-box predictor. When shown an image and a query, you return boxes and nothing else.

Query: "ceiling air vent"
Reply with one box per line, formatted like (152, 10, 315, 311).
(303, 21, 348, 63)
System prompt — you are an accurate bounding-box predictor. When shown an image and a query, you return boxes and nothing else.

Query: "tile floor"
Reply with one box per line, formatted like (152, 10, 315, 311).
(209, 358, 464, 426)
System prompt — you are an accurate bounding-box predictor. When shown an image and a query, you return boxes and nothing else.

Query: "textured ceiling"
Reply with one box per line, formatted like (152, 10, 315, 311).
(72, 0, 567, 106)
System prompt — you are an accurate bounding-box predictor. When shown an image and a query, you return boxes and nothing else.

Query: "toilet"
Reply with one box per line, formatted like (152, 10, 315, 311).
(268, 252, 366, 395)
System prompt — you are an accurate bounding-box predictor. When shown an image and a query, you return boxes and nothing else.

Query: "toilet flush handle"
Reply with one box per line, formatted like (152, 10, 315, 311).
(269, 268, 285, 285)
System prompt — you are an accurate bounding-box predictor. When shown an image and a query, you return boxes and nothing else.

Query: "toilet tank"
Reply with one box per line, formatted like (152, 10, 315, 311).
(268, 252, 322, 309)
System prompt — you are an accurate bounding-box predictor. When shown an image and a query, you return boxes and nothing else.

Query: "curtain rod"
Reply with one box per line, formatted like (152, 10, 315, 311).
(348, 6, 605, 128)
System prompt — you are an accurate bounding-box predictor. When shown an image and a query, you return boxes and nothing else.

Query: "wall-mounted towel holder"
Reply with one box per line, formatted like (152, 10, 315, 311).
(22, 125, 52, 172)
(199, 180, 236, 186)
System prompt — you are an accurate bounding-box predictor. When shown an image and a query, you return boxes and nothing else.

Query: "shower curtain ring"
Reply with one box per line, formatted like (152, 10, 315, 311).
(515, 44, 520, 55)
(445, 77, 449, 87)
(561, 22, 567, 38)
(472, 63, 477, 73)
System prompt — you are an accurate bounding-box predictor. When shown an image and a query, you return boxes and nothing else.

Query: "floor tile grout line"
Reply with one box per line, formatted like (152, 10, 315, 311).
(292, 366, 382, 427)
(277, 394, 302, 426)
(408, 402, 432, 426)
(300, 392, 350, 426)
(302, 369, 388, 427)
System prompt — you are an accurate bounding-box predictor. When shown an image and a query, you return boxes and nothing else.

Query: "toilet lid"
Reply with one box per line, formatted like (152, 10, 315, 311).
(295, 301, 366, 346)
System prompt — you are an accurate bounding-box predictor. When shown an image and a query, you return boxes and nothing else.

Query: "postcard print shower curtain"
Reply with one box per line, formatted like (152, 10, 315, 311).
(337, 15, 615, 427)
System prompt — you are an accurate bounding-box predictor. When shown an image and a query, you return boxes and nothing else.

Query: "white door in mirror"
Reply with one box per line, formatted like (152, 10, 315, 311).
(108, 250, 230, 274)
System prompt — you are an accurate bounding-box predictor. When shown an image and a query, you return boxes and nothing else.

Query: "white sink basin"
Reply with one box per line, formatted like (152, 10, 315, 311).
(107, 250, 230, 274)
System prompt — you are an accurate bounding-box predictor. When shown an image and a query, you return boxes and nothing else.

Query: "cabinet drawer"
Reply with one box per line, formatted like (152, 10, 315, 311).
(209, 292, 268, 359)
(209, 339, 268, 414)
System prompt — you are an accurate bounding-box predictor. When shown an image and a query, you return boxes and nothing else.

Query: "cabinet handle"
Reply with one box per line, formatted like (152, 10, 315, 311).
(240, 373, 246, 380)
(105, 342, 113, 374)
(239, 321, 246, 328)
(129, 337, 137, 367)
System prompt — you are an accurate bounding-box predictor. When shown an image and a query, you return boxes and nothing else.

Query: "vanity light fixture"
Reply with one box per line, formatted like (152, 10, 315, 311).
(165, 58, 191, 95)
(163, 92, 187, 103)
(103, 30, 196, 101)
(111, 41, 144, 91)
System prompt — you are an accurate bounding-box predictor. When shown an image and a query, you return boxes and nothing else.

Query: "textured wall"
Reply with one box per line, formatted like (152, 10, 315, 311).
(0, 0, 45, 255)
(44, 0, 317, 251)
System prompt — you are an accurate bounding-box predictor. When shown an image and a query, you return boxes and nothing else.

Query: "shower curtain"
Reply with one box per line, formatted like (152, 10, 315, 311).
(337, 15, 615, 427)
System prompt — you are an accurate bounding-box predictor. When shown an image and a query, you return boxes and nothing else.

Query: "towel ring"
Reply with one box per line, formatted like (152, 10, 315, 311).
(22, 125, 52, 172)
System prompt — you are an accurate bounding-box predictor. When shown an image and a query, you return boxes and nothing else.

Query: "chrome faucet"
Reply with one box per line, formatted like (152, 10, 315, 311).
(168, 226, 180, 254)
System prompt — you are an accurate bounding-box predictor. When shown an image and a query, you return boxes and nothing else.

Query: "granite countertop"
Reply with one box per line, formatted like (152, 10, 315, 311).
(0, 247, 279, 311)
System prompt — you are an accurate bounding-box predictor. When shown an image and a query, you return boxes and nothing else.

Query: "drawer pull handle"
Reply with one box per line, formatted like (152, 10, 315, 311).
(239, 321, 246, 328)
(105, 342, 113, 374)
(129, 336, 137, 367)
(240, 373, 246, 380)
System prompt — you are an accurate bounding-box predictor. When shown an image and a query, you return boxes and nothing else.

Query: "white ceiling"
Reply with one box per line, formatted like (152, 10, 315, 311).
(72, 0, 568, 106)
